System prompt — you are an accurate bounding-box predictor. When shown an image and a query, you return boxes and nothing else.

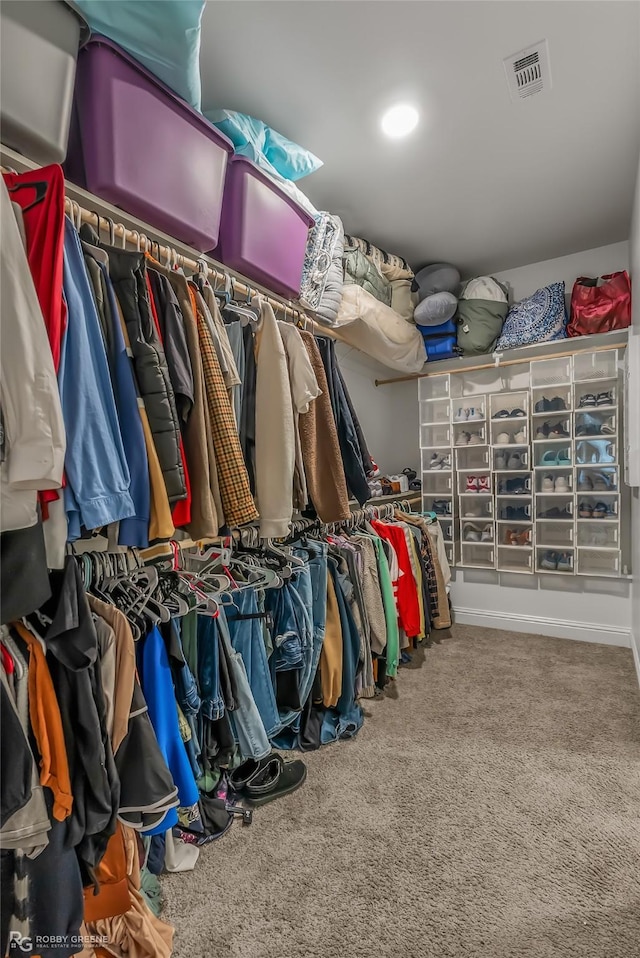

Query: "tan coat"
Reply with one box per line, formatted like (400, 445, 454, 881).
(298, 330, 350, 523)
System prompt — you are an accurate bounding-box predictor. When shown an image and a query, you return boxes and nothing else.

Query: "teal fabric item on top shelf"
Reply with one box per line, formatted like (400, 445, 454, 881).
(205, 109, 323, 181)
(74, 0, 205, 109)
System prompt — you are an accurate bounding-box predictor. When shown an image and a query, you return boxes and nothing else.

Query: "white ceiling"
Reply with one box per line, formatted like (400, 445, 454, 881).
(200, 1, 640, 275)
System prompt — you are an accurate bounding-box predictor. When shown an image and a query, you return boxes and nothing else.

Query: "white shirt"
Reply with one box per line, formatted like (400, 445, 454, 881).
(0, 180, 65, 534)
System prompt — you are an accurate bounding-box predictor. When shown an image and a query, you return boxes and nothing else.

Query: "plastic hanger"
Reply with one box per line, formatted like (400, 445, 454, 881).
(263, 538, 305, 568)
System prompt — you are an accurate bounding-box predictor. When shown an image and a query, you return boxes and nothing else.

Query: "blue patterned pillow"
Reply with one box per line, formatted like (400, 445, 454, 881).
(496, 282, 567, 350)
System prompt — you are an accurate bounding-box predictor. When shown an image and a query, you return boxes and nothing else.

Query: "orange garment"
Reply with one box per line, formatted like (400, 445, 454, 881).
(320, 574, 343, 707)
(84, 822, 131, 921)
(79, 824, 173, 958)
(83, 823, 131, 923)
(139, 404, 175, 541)
(12, 622, 73, 822)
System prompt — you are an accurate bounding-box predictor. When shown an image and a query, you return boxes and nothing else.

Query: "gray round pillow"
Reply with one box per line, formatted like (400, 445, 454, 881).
(414, 263, 460, 301)
(414, 291, 458, 326)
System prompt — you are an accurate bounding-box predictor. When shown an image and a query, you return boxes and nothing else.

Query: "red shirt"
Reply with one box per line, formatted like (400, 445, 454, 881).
(371, 520, 421, 638)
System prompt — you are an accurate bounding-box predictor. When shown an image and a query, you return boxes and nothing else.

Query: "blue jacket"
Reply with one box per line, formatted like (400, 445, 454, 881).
(60, 218, 135, 538)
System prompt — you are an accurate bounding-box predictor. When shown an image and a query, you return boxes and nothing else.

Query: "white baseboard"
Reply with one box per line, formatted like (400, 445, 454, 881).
(453, 607, 631, 648)
(631, 630, 640, 686)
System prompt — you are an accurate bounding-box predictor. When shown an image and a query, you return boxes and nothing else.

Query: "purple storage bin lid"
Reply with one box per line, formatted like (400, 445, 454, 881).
(82, 35, 234, 154)
(228, 155, 315, 227)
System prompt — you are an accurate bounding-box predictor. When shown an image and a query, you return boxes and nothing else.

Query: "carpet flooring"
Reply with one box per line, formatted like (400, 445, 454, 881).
(163, 625, 640, 958)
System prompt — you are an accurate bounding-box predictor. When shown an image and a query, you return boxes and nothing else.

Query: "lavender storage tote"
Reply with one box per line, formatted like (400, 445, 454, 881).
(67, 37, 233, 252)
(217, 156, 315, 299)
(1, 0, 88, 164)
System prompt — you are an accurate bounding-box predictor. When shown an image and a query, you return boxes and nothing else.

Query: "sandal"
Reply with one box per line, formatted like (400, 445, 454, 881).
(579, 502, 593, 518)
(592, 502, 608, 519)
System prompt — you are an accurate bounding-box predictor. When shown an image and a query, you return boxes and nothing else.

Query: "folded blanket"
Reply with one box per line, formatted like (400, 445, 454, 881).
(343, 243, 391, 307)
(330, 285, 426, 373)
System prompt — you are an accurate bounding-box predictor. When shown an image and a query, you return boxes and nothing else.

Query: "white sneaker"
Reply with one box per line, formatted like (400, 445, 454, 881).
(467, 408, 483, 421)
(456, 431, 471, 445)
(514, 429, 527, 444)
(554, 476, 570, 493)
(542, 475, 554, 492)
(454, 408, 468, 422)
(497, 432, 511, 445)
(468, 433, 483, 445)
(464, 524, 481, 542)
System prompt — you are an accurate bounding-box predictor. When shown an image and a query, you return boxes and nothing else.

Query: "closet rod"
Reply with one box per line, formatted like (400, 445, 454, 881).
(374, 338, 628, 386)
(0, 144, 309, 324)
(138, 493, 422, 564)
(63, 198, 306, 323)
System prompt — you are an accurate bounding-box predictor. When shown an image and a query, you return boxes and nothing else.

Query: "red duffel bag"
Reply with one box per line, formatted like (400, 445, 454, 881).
(567, 271, 631, 337)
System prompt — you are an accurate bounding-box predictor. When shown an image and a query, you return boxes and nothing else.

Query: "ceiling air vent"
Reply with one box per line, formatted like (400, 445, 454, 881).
(503, 39, 551, 102)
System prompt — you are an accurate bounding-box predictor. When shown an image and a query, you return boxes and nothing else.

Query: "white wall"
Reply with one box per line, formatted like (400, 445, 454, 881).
(451, 241, 633, 647)
(491, 240, 629, 302)
(629, 148, 640, 681)
(339, 241, 635, 647)
(336, 343, 419, 476)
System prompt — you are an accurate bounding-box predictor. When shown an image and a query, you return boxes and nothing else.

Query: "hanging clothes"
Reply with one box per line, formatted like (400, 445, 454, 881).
(297, 330, 350, 523)
(254, 300, 296, 538)
(277, 321, 322, 512)
(196, 305, 258, 528)
(85, 233, 186, 506)
(316, 336, 371, 506)
(145, 255, 222, 540)
(2, 164, 66, 372)
(80, 236, 151, 548)
(0, 180, 65, 621)
(60, 219, 137, 539)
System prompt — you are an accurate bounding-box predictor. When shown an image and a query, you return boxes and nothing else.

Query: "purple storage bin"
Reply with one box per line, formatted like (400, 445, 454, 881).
(216, 156, 315, 300)
(66, 37, 233, 252)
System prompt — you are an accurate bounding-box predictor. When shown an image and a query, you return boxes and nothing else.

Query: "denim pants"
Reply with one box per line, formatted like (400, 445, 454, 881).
(266, 570, 314, 728)
(272, 540, 328, 749)
(321, 558, 364, 744)
(224, 588, 281, 738)
(197, 615, 225, 721)
(218, 609, 271, 761)
(173, 621, 202, 780)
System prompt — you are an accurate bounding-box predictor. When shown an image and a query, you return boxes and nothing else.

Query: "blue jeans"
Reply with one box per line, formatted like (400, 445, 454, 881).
(266, 572, 314, 728)
(173, 650, 202, 779)
(273, 540, 328, 749)
(224, 588, 281, 738)
(197, 615, 226, 721)
(217, 609, 271, 760)
(299, 540, 328, 703)
(320, 557, 364, 744)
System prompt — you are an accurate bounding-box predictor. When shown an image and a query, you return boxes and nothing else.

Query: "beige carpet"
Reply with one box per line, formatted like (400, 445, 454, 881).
(163, 625, 640, 958)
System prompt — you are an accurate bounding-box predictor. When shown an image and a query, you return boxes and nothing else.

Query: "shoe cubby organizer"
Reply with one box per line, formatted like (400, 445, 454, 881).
(418, 346, 630, 577)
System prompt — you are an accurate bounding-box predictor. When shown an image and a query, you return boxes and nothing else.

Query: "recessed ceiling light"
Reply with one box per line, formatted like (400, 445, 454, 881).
(381, 103, 419, 138)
